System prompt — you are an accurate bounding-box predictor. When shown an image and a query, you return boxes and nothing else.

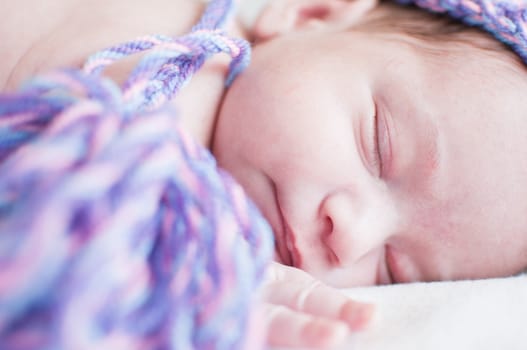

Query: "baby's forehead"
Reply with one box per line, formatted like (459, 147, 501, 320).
(355, 2, 525, 70)
(391, 0, 527, 67)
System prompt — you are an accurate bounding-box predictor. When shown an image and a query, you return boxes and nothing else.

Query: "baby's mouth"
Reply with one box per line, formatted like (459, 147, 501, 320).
(275, 207, 294, 266)
(276, 202, 303, 268)
(271, 183, 295, 267)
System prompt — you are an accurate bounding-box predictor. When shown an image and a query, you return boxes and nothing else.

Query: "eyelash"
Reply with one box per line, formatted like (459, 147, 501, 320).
(385, 245, 395, 284)
(371, 107, 383, 177)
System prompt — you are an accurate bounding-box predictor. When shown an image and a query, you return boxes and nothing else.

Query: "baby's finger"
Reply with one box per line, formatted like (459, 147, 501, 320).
(263, 303, 349, 349)
(264, 263, 374, 330)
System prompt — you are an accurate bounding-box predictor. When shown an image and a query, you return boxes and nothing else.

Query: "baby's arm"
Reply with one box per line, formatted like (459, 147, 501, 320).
(262, 262, 374, 348)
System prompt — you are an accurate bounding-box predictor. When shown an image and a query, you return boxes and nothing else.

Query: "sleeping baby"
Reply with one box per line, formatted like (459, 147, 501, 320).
(1, 0, 527, 348)
(215, 0, 527, 346)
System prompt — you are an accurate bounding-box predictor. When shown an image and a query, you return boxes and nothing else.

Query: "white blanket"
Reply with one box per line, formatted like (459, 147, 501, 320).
(338, 276, 527, 349)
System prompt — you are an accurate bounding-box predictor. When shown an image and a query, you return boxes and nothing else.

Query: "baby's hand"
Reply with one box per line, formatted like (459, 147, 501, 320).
(261, 262, 374, 348)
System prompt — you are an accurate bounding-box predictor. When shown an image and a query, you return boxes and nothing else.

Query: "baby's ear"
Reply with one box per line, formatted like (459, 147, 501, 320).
(252, 0, 378, 42)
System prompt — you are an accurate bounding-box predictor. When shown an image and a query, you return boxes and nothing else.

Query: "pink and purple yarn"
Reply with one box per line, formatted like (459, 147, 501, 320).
(0, 0, 526, 349)
(0, 1, 271, 349)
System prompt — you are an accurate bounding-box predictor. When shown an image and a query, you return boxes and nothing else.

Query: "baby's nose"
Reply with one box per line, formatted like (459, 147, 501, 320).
(319, 187, 397, 267)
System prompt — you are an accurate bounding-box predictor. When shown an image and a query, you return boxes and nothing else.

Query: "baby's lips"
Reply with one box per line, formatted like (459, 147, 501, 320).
(339, 301, 375, 331)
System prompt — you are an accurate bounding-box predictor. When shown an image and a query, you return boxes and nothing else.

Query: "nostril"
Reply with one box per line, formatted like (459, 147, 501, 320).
(321, 216, 340, 266)
(324, 215, 334, 235)
(319, 190, 357, 267)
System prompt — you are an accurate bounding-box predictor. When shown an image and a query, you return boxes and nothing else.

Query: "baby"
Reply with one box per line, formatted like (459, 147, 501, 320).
(218, 0, 527, 287)
(2, 0, 527, 348)
(213, 0, 527, 345)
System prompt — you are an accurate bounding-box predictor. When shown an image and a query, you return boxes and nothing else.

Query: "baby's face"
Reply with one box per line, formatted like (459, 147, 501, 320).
(212, 28, 527, 287)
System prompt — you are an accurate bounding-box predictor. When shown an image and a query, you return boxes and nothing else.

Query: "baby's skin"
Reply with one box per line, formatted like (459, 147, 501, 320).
(2, 0, 527, 348)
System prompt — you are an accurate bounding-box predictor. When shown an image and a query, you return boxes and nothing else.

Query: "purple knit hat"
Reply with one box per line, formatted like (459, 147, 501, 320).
(398, 0, 527, 63)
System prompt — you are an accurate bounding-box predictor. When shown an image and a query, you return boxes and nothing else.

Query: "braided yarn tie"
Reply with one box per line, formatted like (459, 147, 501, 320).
(83, 0, 250, 114)
(0, 0, 273, 349)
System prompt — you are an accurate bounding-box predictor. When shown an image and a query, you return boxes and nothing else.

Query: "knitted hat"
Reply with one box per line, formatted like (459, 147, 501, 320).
(397, 0, 527, 63)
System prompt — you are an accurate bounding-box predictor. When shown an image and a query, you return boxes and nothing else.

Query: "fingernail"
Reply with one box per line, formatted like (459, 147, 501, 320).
(305, 320, 348, 348)
(340, 302, 375, 331)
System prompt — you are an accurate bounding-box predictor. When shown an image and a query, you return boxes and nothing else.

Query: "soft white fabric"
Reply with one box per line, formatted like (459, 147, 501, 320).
(337, 276, 527, 350)
(273, 276, 527, 349)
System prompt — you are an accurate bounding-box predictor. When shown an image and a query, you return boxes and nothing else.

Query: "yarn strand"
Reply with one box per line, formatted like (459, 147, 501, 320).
(0, 1, 273, 349)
